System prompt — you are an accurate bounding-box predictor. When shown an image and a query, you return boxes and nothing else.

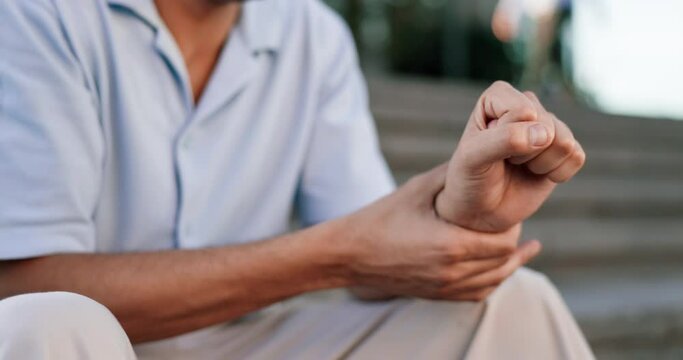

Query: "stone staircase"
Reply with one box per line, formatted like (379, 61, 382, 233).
(368, 76, 683, 359)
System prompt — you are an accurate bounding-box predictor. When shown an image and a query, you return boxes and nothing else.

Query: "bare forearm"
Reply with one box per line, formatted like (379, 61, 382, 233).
(0, 220, 352, 343)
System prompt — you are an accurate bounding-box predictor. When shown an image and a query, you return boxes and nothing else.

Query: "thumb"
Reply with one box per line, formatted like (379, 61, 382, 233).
(408, 162, 449, 199)
(459, 121, 552, 172)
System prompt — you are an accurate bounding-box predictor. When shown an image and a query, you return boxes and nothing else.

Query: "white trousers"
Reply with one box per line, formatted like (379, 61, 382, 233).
(0, 268, 594, 359)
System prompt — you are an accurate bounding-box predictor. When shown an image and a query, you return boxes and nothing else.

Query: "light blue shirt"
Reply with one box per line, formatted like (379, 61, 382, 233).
(0, 0, 394, 259)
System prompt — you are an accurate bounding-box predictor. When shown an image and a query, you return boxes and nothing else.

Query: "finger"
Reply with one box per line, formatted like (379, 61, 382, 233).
(452, 241, 540, 293)
(458, 120, 552, 172)
(508, 91, 557, 165)
(473, 81, 538, 130)
(445, 256, 511, 283)
(448, 240, 542, 292)
(522, 90, 543, 107)
(547, 141, 586, 183)
(526, 118, 577, 175)
(451, 223, 522, 261)
(405, 162, 449, 200)
(494, 88, 543, 126)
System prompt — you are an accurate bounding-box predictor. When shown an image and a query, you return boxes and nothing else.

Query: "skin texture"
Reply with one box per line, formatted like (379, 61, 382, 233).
(154, 0, 241, 103)
(0, 2, 580, 345)
(0, 226, 351, 343)
(435, 81, 586, 233)
(345, 165, 541, 302)
(0, 165, 539, 343)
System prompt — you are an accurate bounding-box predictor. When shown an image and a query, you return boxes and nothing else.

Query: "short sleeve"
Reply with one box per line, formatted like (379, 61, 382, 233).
(296, 11, 395, 226)
(0, 1, 103, 259)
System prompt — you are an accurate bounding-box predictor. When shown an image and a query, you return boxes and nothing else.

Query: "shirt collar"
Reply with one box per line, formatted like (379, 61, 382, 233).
(107, 0, 162, 30)
(106, 0, 284, 54)
(241, 0, 284, 54)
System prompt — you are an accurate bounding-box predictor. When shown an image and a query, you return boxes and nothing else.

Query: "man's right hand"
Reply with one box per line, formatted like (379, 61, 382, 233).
(341, 164, 541, 302)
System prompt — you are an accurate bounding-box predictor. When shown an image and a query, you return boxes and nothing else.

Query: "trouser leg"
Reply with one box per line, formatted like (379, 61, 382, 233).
(0, 292, 136, 360)
(345, 268, 594, 359)
(462, 268, 594, 360)
(132, 268, 594, 359)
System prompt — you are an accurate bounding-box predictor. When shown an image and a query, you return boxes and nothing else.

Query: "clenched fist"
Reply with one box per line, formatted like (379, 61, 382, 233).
(435, 81, 586, 233)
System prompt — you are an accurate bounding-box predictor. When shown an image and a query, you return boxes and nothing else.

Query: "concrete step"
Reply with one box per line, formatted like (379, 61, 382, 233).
(542, 177, 683, 218)
(523, 218, 683, 269)
(544, 264, 683, 359)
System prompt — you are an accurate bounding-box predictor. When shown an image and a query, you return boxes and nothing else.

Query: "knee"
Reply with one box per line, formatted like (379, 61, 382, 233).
(0, 292, 129, 355)
(0, 291, 117, 335)
(491, 267, 562, 305)
(509, 267, 557, 291)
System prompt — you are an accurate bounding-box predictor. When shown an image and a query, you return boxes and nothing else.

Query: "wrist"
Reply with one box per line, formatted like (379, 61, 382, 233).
(434, 189, 500, 233)
(303, 217, 360, 289)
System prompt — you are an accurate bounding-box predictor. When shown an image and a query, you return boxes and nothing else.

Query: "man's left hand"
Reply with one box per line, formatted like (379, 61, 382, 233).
(435, 81, 586, 233)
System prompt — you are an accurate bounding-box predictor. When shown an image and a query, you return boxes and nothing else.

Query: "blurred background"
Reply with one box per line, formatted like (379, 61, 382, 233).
(325, 0, 683, 358)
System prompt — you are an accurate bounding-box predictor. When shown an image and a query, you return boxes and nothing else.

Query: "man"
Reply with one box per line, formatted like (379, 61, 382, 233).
(0, 0, 592, 358)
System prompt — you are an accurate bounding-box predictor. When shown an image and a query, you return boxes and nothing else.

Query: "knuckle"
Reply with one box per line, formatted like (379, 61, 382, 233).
(461, 235, 488, 257)
(516, 103, 538, 121)
(491, 80, 512, 91)
(445, 242, 468, 262)
(439, 229, 470, 261)
(572, 147, 587, 167)
(555, 138, 576, 157)
(506, 127, 529, 153)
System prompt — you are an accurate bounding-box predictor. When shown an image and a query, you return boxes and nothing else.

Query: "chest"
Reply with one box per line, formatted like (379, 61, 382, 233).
(88, 14, 318, 251)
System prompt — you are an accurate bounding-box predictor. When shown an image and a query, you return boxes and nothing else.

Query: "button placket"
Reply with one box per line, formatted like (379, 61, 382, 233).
(176, 130, 194, 245)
